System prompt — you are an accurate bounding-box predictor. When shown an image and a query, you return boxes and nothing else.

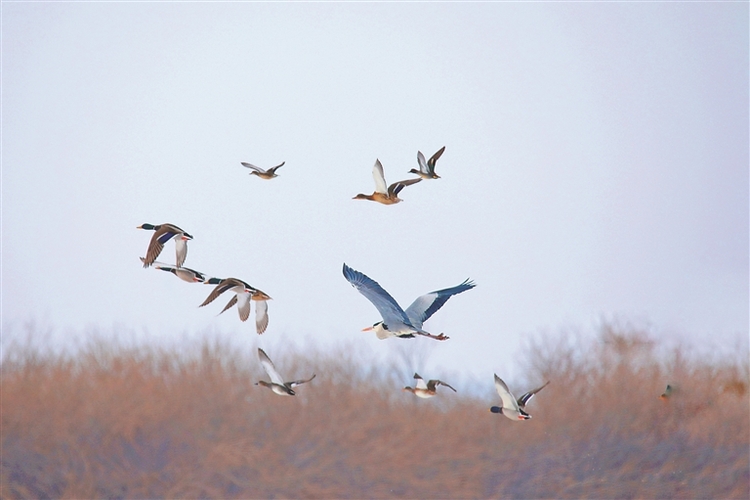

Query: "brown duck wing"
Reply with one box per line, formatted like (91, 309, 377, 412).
(388, 177, 422, 197)
(428, 146, 446, 170)
(267, 161, 285, 174)
(219, 295, 238, 315)
(199, 278, 240, 307)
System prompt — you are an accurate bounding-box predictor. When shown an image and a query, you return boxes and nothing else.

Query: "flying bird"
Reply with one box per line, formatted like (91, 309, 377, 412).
(409, 146, 446, 180)
(490, 375, 549, 421)
(140, 258, 210, 283)
(241, 161, 285, 180)
(403, 373, 457, 398)
(342, 263, 475, 341)
(137, 223, 193, 268)
(199, 277, 271, 333)
(255, 348, 316, 396)
(353, 159, 422, 205)
(660, 384, 675, 400)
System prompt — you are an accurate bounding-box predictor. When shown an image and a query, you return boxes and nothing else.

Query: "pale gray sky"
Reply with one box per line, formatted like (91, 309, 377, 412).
(3, 2, 748, 382)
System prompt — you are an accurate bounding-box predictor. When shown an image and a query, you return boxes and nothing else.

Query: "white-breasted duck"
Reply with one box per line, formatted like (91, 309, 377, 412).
(255, 348, 315, 396)
(490, 374, 549, 421)
(409, 146, 446, 180)
(403, 372, 457, 398)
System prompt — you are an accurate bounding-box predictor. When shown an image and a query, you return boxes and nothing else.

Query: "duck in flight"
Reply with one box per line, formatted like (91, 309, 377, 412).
(342, 263, 475, 341)
(199, 277, 271, 334)
(140, 258, 210, 283)
(255, 348, 316, 396)
(241, 161, 285, 180)
(409, 146, 446, 180)
(403, 373, 457, 398)
(137, 223, 193, 268)
(490, 375, 549, 421)
(353, 159, 422, 205)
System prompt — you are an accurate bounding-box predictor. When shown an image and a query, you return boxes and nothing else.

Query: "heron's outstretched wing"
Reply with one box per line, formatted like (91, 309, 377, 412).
(343, 263, 411, 327)
(404, 279, 476, 328)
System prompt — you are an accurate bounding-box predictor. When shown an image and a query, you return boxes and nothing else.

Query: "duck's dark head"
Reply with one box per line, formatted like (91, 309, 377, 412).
(137, 223, 157, 230)
(489, 406, 503, 414)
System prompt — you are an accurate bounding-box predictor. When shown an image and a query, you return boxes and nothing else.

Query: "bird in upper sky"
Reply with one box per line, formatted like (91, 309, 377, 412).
(137, 223, 193, 268)
(255, 348, 316, 396)
(199, 277, 271, 334)
(403, 373, 457, 398)
(241, 161, 285, 180)
(490, 375, 549, 421)
(409, 146, 446, 180)
(342, 263, 475, 341)
(140, 258, 210, 283)
(353, 159, 422, 205)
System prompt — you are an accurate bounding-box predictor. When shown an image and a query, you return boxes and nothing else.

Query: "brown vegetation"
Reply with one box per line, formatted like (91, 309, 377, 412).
(2, 325, 748, 498)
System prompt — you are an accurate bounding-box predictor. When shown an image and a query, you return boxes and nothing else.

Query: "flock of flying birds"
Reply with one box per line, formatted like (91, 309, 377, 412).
(136, 148, 549, 419)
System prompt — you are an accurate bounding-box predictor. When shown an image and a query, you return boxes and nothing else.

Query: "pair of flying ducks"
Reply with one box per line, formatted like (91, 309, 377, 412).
(137, 223, 271, 334)
(353, 146, 446, 205)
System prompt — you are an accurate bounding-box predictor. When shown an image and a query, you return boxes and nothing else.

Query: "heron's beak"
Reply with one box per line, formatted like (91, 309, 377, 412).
(361, 326, 374, 332)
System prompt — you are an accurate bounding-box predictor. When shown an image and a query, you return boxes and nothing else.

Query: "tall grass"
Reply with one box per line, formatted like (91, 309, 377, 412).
(2, 325, 748, 498)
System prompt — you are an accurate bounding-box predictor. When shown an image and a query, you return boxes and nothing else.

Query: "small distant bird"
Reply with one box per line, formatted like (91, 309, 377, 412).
(490, 375, 549, 421)
(342, 263, 475, 341)
(403, 373, 457, 398)
(140, 258, 209, 283)
(241, 161, 285, 180)
(255, 348, 316, 396)
(353, 159, 422, 205)
(660, 384, 675, 400)
(409, 146, 446, 180)
(138, 223, 193, 268)
(199, 277, 271, 334)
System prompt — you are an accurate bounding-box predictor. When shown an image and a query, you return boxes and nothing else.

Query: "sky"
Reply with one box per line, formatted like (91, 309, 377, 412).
(3, 2, 748, 385)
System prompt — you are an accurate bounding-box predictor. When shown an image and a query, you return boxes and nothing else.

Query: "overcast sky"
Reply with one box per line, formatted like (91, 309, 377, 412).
(3, 2, 748, 384)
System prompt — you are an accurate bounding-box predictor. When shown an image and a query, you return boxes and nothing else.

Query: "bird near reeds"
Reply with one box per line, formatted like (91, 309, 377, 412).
(342, 263, 475, 341)
(403, 373, 457, 398)
(255, 348, 316, 396)
(490, 375, 549, 421)
(139, 258, 211, 283)
(353, 159, 422, 205)
(241, 161, 285, 179)
(199, 277, 271, 334)
(409, 146, 446, 180)
(137, 223, 193, 268)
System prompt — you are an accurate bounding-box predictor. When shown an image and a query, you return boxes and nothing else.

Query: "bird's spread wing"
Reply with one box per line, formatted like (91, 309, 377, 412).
(289, 373, 316, 388)
(268, 161, 285, 174)
(517, 381, 550, 408)
(372, 160, 388, 194)
(494, 374, 520, 412)
(199, 279, 238, 307)
(219, 295, 238, 315)
(428, 146, 446, 169)
(343, 264, 411, 327)
(388, 177, 421, 197)
(236, 293, 251, 322)
(255, 300, 269, 334)
(174, 238, 188, 268)
(258, 349, 285, 386)
(414, 373, 428, 390)
(417, 151, 429, 174)
(241, 162, 265, 173)
(404, 279, 475, 328)
(434, 380, 457, 392)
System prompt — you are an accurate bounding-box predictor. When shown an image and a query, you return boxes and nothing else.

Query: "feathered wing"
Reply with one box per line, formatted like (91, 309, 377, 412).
(255, 300, 269, 334)
(199, 278, 239, 307)
(219, 295, 238, 315)
(432, 380, 457, 392)
(417, 151, 429, 175)
(258, 348, 285, 386)
(343, 264, 412, 327)
(174, 238, 188, 268)
(142, 228, 173, 267)
(288, 373, 316, 388)
(267, 161, 285, 174)
(241, 162, 265, 173)
(372, 160, 388, 194)
(428, 146, 446, 169)
(494, 374, 520, 412)
(414, 373, 428, 390)
(388, 177, 421, 197)
(404, 279, 476, 329)
(517, 381, 550, 408)
(236, 293, 251, 322)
